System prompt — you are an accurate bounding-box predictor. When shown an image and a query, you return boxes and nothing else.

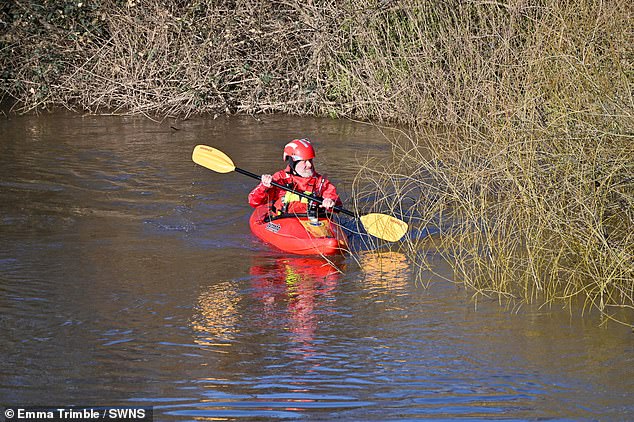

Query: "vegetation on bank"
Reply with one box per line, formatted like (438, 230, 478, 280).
(2, 1, 632, 324)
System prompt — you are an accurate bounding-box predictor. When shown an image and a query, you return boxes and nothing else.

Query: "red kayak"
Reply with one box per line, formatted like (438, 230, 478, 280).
(249, 205, 348, 255)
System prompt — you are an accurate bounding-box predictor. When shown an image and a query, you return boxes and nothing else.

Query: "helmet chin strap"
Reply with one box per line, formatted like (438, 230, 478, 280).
(286, 157, 299, 175)
(286, 157, 314, 177)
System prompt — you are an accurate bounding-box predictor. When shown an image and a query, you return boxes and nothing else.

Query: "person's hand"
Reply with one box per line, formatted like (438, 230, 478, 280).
(321, 198, 335, 209)
(261, 174, 272, 188)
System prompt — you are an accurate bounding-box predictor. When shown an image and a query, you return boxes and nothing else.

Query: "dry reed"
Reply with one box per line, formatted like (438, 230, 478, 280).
(345, 1, 633, 324)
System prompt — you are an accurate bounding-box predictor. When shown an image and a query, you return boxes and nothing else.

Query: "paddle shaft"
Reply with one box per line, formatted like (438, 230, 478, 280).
(191, 144, 408, 241)
(234, 167, 355, 217)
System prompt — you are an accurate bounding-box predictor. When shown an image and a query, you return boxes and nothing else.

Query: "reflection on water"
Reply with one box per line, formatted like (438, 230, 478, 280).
(357, 251, 410, 289)
(249, 256, 341, 348)
(1, 113, 633, 420)
(191, 256, 342, 358)
(191, 281, 241, 348)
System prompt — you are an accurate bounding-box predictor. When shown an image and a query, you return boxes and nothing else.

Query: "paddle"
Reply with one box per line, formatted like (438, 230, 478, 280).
(192, 145, 408, 242)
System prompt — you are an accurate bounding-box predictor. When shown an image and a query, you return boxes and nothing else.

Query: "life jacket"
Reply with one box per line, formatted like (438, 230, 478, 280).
(274, 174, 326, 215)
(248, 167, 341, 214)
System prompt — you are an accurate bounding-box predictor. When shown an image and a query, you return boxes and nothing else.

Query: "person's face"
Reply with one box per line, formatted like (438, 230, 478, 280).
(295, 159, 314, 177)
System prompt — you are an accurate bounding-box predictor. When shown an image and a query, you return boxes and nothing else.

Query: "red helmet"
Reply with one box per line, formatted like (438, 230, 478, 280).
(283, 138, 315, 161)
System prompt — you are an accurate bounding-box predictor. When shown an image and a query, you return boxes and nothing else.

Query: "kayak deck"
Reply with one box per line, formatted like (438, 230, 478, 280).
(249, 205, 348, 255)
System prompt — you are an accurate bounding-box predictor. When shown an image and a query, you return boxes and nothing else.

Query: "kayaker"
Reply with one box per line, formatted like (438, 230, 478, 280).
(248, 138, 342, 217)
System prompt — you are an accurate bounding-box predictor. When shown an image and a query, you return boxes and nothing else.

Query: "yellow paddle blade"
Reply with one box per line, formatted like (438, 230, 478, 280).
(359, 213, 409, 242)
(192, 145, 236, 173)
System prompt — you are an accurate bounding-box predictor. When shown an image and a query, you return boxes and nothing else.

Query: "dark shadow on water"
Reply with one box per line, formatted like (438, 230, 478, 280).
(339, 216, 441, 252)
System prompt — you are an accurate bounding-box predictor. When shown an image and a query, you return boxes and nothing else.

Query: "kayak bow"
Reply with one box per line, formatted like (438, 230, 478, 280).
(249, 205, 348, 255)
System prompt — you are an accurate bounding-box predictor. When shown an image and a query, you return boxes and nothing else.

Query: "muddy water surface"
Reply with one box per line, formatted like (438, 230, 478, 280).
(1, 113, 633, 420)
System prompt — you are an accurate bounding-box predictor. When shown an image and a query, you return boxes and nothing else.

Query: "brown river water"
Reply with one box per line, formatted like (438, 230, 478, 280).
(1, 113, 633, 420)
